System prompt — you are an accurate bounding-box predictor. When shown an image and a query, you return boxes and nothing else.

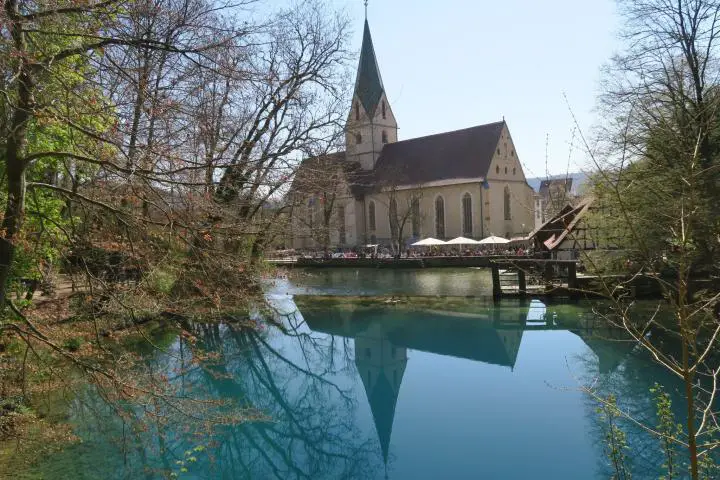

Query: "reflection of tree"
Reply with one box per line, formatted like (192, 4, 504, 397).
(176, 321, 380, 479)
(576, 338, 692, 479)
(41, 317, 381, 480)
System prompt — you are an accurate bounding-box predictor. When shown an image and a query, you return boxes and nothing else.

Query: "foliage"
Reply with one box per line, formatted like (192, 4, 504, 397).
(597, 395, 632, 480)
(650, 383, 685, 479)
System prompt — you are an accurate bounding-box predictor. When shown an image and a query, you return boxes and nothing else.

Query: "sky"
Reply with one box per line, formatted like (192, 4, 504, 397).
(334, 0, 622, 177)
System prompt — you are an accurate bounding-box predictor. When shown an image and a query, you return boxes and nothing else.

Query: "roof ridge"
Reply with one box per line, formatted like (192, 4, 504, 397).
(382, 120, 505, 147)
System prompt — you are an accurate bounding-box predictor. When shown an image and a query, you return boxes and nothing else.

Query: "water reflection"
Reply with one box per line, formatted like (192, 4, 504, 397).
(276, 267, 493, 296)
(31, 294, 690, 479)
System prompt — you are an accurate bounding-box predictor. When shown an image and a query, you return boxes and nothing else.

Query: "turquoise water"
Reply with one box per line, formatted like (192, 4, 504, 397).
(24, 269, 689, 479)
(280, 267, 493, 296)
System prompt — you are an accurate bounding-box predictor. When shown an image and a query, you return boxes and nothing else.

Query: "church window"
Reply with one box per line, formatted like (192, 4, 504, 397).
(382, 130, 388, 144)
(338, 205, 346, 244)
(497, 148, 500, 155)
(513, 167, 516, 175)
(355, 133, 362, 144)
(411, 198, 420, 237)
(504, 186, 512, 220)
(505, 166, 508, 174)
(462, 193, 472, 236)
(355, 102, 360, 120)
(382, 101, 387, 119)
(511, 149, 515, 157)
(368, 201, 376, 230)
(496, 165, 500, 175)
(435, 196, 445, 238)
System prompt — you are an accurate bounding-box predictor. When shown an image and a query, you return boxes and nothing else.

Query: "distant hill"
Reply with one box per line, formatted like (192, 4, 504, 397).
(526, 173, 588, 194)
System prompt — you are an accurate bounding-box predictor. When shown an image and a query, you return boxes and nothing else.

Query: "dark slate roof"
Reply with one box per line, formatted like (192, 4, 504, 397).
(372, 121, 505, 186)
(354, 20, 385, 116)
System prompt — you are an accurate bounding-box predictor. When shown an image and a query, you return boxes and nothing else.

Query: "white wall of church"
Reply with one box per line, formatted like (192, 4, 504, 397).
(484, 125, 535, 238)
(363, 180, 531, 245)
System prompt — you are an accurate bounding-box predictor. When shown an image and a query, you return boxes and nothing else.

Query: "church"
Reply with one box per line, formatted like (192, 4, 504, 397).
(290, 16, 535, 250)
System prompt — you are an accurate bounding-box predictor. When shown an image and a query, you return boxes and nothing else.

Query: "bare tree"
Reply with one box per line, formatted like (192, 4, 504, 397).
(567, 3, 720, 477)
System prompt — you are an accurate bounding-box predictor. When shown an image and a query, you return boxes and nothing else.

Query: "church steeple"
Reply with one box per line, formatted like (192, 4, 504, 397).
(345, 13, 398, 170)
(355, 19, 385, 117)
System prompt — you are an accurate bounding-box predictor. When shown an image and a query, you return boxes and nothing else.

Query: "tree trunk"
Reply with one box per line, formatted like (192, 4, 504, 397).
(0, 0, 33, 309)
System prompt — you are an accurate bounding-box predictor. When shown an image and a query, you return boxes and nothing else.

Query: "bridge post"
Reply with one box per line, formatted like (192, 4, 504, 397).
(567, 262, 578, 299)
(517, 268, 527, 297)
(491, 263, 501, 300)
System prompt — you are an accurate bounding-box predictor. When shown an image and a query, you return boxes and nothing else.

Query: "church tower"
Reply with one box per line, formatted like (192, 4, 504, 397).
(345, 17, 398, 171)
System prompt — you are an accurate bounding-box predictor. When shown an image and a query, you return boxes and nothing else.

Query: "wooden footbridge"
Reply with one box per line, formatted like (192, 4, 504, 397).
(490, 259, 581, 300)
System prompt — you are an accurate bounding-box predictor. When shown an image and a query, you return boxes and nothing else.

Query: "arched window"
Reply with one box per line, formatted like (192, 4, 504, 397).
(411, 198, 420, 237)
(355, 133, 362, 144)
(504, 166, 508, 174)
(513, 167, 516, 175)
(504, 186, 511, 220)
(496, 165, 500, 175)
(462, 193, 472, 236)
(368, 201, 376, 231)
(338, 205, 346, 245)
(435, 196, 445, 238)
(381, 130, 388, 144)
(355, 102, 360, 120)
(382, 101, 386, 119)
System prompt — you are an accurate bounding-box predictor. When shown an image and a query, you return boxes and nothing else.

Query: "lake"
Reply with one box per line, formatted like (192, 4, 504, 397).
(18, 268, 687, 479)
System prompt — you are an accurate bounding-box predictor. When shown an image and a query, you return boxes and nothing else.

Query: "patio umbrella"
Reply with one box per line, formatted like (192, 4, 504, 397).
(411, 237, 447, 246)
(445, 236, 481, 245)
(478, 235, 510, 244)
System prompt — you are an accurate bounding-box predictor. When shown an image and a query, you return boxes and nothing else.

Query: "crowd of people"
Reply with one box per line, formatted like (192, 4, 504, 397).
(272, 244, 536, 260)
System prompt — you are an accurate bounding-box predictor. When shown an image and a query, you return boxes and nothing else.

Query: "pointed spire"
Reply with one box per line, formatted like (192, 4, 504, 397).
(354, 17, 385, 117)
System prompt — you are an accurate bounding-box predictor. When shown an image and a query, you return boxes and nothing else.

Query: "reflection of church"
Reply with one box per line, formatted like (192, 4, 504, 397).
(354, 322, 407, 464)
(296, 299, 636, 472)
(304, 303, 526, 467)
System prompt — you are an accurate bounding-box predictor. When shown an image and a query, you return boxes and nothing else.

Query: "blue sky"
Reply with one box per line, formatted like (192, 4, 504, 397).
(337, 0, 622, 177)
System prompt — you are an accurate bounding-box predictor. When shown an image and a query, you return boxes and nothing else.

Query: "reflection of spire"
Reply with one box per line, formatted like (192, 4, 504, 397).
(355, 322, 407, 466)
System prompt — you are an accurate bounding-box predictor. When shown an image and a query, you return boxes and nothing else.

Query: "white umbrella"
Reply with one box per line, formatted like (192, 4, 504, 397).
(411, 237, 447, 246)
(478, 235, 510, 244)
(445, 236, 481, 245)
